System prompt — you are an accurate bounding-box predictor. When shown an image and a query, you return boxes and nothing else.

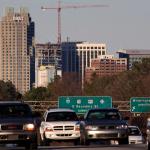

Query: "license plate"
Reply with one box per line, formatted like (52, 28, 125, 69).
(8, 135, 18, 140)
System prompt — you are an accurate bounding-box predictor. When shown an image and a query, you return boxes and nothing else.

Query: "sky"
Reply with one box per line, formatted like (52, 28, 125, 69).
(0, 0, 150, 55)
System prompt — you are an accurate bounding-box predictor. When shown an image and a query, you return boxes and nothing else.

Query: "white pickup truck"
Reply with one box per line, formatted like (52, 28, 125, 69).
(40, 108, 80, 145)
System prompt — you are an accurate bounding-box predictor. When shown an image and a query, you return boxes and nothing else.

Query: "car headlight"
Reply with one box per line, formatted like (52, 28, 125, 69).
(75, 125, 80, 131)
(45, 127, 53, 132)
(23, 123, 35, 131)
(116, 124, 128, 129)
(85, 125, 98, 130)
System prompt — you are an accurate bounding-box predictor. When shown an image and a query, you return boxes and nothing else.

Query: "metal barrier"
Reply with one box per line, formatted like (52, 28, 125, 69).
(24, 100, 130, 112)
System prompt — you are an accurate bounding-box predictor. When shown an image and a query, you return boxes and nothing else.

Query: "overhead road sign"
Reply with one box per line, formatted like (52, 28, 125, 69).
(130, 97, 150, 113)
(58, 96, 112, 114)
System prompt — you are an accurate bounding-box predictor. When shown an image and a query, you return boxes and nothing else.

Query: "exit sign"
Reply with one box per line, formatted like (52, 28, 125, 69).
(58, 96, 112, 114)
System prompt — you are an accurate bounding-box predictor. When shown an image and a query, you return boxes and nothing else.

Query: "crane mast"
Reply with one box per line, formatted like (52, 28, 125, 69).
(41, 0, 108, 76)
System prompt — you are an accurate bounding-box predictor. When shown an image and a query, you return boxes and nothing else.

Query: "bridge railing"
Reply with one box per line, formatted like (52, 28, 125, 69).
(24, 100, 130, 112)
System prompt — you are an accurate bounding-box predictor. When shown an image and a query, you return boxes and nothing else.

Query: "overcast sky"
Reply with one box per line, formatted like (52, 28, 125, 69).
(0, 0, 150, 54)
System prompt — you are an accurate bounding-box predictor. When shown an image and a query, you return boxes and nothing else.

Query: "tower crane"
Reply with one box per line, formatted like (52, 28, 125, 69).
(41, 0, 108, 77)
(41, 0, 108, 45)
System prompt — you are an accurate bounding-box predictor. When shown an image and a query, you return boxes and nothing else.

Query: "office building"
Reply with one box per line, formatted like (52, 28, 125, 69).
(62, 42, 107, 85)
(35, 42, 62, 86)
(36, 65, 55, 87)
(35, 42, 61, 69)
(117, 49, 150, 70)
(85, 55, 127, 82)
(0, 7, 35, 94)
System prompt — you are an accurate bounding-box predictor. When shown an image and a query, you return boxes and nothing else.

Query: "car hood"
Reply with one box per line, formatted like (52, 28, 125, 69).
(84, 119, 127, 126)
(43, 121, 80, 126)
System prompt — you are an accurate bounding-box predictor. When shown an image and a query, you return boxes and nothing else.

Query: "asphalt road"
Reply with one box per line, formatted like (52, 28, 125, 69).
(0, 144, 147, 150)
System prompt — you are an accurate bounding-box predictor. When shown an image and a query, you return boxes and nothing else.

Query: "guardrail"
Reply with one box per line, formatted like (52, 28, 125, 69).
(24, 100, 130, 112)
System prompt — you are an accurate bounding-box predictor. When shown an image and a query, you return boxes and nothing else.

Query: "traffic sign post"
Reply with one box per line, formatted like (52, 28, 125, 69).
(130, 97, 150, 113)
(58, 96, 112, 114)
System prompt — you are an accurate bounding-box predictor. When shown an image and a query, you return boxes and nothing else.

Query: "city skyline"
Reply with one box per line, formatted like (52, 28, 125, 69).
(0, 0, 150, 54)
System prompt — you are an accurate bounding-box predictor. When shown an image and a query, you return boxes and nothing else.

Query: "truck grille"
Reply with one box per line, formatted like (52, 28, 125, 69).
(53, 125, 74, 131)
(56, 134, 72, 137)
(1, 124, 23, 130)
(98, 125, 115, 130)
(97, 133, 118, 138)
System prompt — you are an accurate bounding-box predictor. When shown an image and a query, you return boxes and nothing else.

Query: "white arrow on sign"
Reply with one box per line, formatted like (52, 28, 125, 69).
(132, 106, 136, 111)
(100, 99, 104, 104)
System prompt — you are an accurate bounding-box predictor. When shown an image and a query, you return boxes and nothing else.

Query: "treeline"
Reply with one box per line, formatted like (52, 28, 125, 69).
(0, 80, 20, 100)
(24, 58, 150, 102)
(0, 58, 150, 102)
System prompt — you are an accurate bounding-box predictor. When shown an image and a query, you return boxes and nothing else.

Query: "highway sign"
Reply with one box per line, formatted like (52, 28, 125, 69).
(58, 96, 112, 114)
(130, 97, 150, 113)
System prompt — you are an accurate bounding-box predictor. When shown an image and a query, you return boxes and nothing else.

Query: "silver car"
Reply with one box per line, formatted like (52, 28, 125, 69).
(128, 126, 144, 144)
(80, 108, 129, 145)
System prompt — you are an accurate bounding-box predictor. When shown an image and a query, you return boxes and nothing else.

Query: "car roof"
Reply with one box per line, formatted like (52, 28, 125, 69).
(47, 108, 75, 113)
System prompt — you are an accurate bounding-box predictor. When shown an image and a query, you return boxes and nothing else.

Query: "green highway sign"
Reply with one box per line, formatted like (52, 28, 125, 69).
(58, 96, 112, 114)
(130, 97, 150, 113)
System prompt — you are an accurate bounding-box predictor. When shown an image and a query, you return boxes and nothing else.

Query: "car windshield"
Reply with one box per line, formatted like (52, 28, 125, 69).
(129, 127, 141, 135)
(46, 111, 79, 121)
(87, 110, 121, 120)
(0, 104, 32, 117)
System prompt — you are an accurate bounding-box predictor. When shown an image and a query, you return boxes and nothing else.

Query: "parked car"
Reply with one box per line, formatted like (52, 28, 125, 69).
(0, 101, 41, 150)
(146, 118, 150, 150)
(80, 108, 129, 145)
(128, 126, 144, 144)
(39, 108, 80, 145)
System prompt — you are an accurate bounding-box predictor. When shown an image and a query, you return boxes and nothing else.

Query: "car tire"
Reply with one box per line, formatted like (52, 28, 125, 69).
(80, 133, 89, 145)
(42, 134, 50, 146)
(118, 137, 129, 145)
(25, 142, 37, 150)
(148, 142, 150, 150)
(74, 138, 80, 145)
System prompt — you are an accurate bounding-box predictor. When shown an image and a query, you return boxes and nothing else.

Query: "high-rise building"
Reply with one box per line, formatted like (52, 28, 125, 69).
(117, 49, 150, 70)
(36, 65, 55, 87)
(35, 42, 61, 69)
(35, 42, 62, 87)
(62, 42, 107, 86)
(0, 7, 35, 94)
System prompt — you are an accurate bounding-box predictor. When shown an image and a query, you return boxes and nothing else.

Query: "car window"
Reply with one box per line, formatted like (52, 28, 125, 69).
(129, 127, 141, 135)
(87, 110, 120, 120)
(46, 111, 79, 121)
(0, 104, 32, 117)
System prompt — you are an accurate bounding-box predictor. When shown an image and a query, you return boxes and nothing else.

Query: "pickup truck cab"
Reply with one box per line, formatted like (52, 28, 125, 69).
(40, 108, 80, 145)
(80, 108, 129, 145)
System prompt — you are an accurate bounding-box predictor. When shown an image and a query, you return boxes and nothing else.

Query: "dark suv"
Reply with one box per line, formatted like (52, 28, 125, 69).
(80, 108, 129, 145)
(0, 101, 40, 150)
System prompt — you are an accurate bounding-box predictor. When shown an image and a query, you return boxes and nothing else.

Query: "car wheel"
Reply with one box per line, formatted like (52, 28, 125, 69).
(42, 134, 50, 146)
(148, 142, 150, 150)
(118, 137, 129, 145)
(80, 134, 90, 145)
(74, 138, 80, 145)
(25, 142, 37, 150)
